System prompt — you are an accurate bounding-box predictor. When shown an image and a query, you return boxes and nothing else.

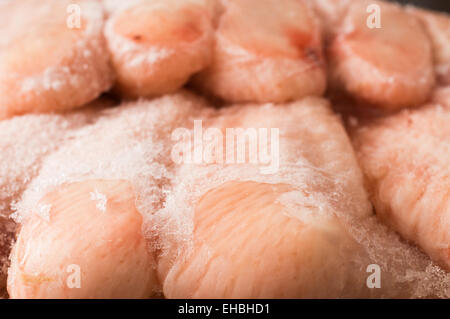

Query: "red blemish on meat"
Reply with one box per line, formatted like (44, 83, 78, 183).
(285, 28, 312, 49)
(284, 27, 322, 63)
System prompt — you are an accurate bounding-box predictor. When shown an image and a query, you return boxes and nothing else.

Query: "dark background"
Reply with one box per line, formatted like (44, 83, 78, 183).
(388, 0, 450, 13)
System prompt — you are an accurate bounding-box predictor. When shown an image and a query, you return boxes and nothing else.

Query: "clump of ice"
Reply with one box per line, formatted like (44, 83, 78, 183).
(37, 204, 52, 223)
(90, 189, 108, 213)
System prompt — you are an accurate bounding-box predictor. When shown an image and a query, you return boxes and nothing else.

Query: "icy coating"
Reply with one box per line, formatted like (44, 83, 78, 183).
(10, 92, 449, 298)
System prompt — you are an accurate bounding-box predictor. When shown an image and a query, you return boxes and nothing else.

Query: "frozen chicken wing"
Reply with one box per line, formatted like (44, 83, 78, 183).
(328, 0, 435, 110)
(352, 100, 450, 271)
(0, 99, 112, 294)
(193, 0, 327, 103)
(0, 0, 113, 119)
(104, 0, 214, 98)
(7, 180, 158, 299)
(160, 180, 372, 298)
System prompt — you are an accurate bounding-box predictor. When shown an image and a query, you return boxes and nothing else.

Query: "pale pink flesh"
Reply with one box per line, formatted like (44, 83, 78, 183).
(160, 181, 370, 298)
